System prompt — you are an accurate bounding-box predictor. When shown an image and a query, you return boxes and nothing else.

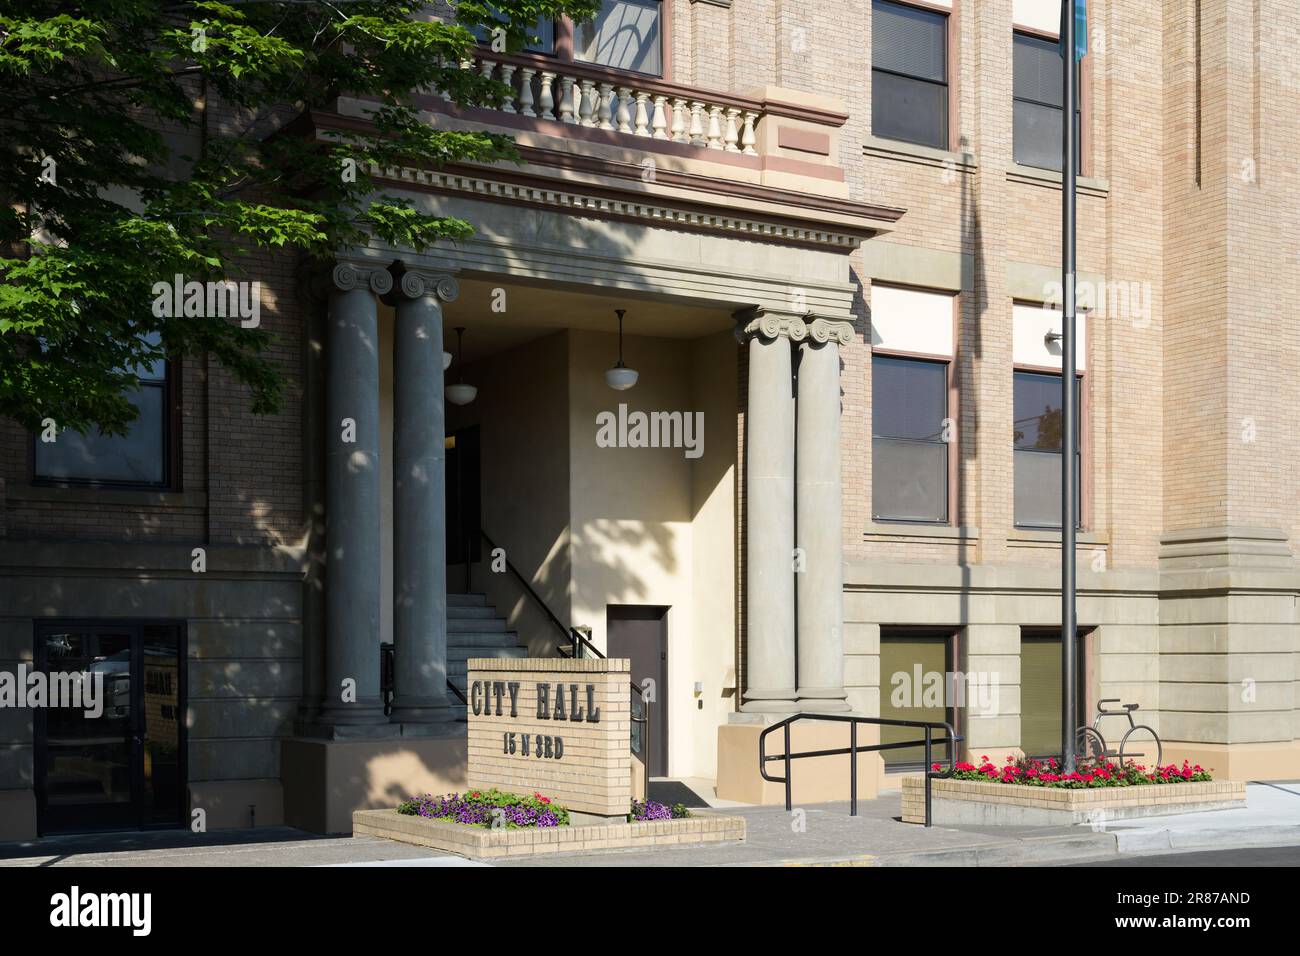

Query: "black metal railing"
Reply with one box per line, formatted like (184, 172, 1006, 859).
(568, 628, 652, 803)
(470, 530, 650, 801)
(479, 528, 579, 650)
(380, 644, 467, 714)
(758, 713, 962, 827)
(568, 625, 601, 660)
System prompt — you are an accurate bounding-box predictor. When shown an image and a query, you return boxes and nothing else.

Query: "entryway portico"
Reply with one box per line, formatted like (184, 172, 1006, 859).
(283, 98, 903, 825)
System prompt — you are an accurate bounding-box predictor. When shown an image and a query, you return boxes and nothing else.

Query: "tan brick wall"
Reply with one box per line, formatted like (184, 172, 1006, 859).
(466, 658, 632, 816)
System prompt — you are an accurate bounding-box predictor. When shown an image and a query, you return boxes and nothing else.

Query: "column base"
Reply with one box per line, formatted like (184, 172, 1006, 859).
(741, 690, 798, 713)
(797, 695, 851, 714)
(389, 697, 458, 725)
(282, 734, 468, 834)
(716, 720, 883, 805)
(308, 700, 396, 739)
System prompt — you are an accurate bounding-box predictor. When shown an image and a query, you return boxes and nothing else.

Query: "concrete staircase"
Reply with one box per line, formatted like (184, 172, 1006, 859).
(447, 592, 528, 718)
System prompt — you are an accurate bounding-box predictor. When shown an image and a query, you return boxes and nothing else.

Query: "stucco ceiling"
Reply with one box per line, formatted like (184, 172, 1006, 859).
(382, 277, 736, 363)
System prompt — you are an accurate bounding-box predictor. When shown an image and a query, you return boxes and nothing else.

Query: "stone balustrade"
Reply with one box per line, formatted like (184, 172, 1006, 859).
(441, 51, 761, 155)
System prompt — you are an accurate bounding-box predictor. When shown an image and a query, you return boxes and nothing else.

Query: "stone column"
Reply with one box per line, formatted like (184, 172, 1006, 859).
(389, 269, 459, 726)
(736, 308, 802, 712)
(320, 260, 391, 731)
(296, 265, 328, 728)
(796, 318, 852, 712)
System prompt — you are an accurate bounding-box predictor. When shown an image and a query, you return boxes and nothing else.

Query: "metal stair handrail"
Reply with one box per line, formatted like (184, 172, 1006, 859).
(758, 713, 962, 827)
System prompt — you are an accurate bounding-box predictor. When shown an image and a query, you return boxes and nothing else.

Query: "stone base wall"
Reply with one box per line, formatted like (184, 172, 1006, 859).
(0, 540, 303, 840)
(901, 776, 1247, 826)
(352, 807, 745, 859)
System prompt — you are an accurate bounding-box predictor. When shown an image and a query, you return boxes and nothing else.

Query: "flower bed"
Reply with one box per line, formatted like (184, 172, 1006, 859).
(628, 799, 691, 822)
(356, 807, 746, 859)
(943, 754, 1213, 789)
(397, 789, 570, 829)
(902, 756, 1243, 826)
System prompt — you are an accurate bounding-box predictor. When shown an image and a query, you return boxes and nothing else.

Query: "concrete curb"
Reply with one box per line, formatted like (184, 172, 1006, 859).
(765, 824, 1300, 867)
(867, 832, 1120, 867)
(1114, 824, 1300, 854)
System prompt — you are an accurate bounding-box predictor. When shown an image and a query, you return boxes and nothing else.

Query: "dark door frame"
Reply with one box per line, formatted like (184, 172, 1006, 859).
(606, 604, 669, 778)
(33, 619, 188, 835)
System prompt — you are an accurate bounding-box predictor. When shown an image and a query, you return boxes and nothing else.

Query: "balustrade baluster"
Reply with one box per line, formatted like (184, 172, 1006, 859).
(539, 72, 556, 120)
(519, 67, 536, 117)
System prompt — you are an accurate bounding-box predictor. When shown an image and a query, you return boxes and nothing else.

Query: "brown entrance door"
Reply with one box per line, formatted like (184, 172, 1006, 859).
(606, 606, 668, 778)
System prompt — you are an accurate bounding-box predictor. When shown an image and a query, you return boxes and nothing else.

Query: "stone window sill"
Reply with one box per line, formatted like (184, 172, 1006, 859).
(9, 484, 206, 509)
(1008, 528, 1109, 547)
(1007, 163, 1109, 196)
(863, 134, 978, 172)
(865, 521, 980, 541)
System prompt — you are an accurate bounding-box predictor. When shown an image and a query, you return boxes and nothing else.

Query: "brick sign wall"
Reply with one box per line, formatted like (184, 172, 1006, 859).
(466, 657, 631, 819)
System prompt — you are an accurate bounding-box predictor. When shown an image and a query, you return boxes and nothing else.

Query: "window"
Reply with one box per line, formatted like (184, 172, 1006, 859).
(1020, 629, 1088, 759)
(470, 14, 556, 54)
(880, 631, 956, 769)
(1013, 369, 1081, 528)
(34, 343, 173, 488)
(575, 0, 662, 76)
(873, 355, 950, 522)
(1013, 31, 1081, 171)
(872, 0, 949, 149)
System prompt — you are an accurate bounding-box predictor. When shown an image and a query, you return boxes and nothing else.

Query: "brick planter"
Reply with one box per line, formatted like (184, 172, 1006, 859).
(901, 777, 1246, 826)
(353, 808, 746, 859)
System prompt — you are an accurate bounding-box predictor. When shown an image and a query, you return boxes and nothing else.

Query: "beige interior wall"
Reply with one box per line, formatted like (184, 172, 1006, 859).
(446, 331, 573, 655)
(378, 318, 737, 780)
(688, 331, 739, 778)
(566, 328, 737, 780)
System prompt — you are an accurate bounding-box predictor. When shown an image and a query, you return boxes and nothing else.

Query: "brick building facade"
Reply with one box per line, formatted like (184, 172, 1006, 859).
(1, 0, 1297, 838)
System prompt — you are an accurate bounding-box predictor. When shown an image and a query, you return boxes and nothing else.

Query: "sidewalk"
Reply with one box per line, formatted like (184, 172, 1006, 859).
(0, 783, 1295, 868)
(1102, 781, 1300, 854)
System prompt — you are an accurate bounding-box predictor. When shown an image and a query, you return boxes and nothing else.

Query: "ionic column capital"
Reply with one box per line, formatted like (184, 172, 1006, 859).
(391, 268, 460, 303)
(733, 306, 809, 345)
(804, 317, 855, 347)
(331, 258, 394, 297)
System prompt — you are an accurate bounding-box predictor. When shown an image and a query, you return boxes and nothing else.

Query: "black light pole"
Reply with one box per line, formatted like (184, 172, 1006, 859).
(1061, 0, 1080, 776)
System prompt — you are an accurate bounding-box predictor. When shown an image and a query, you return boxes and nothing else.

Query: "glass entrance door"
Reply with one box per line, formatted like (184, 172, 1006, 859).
(35, 622, 185, 834)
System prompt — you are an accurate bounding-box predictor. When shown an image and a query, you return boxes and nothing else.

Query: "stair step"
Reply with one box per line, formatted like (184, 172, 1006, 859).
(447, 631, 521, 647)
(446, 619, 509, 633)
(448, 649, 528, 665)
(448, 648, 528, 667)
(448, 593, 487, 607)
(446, 606, 497, 620)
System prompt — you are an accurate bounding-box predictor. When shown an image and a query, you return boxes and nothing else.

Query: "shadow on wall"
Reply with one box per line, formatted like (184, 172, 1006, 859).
(444, 323, 737, 657)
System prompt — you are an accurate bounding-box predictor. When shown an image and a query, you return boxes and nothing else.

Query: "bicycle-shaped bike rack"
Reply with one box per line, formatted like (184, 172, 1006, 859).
(1075, 698, 1162, 767)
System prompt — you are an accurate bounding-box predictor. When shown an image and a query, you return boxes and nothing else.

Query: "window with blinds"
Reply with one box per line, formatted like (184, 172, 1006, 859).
(1013, 369, 1081, 528)
(880, 632, 954, 768)
(1020, 630, 1088, 759)
(575, 0, 662, 76)
(873, 355, 950, 522)
(872, 0, 949, 149)
(469, 13, 556, 54)
(1013, 31, 1082, 171)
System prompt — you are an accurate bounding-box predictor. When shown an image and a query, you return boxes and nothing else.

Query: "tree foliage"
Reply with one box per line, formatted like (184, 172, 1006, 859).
(0, 0, 598, 435)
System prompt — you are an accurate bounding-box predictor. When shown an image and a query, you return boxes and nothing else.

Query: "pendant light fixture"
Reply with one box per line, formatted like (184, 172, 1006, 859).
(445, 326, 478, 406)
(604, 308, 638, 391)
